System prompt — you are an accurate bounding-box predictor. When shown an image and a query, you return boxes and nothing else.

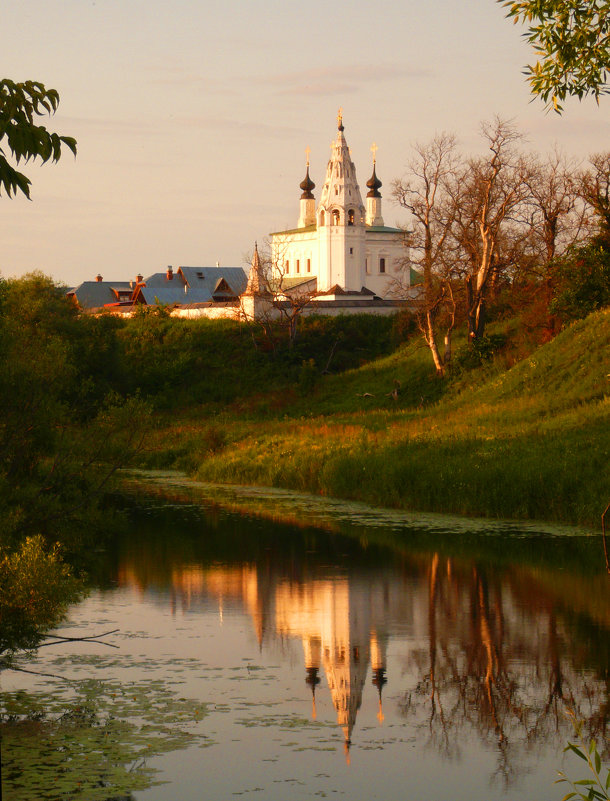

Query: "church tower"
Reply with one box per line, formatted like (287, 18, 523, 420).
(269, 111, 407, 298)
(365, 146, 384, 227)
(316, 110, 366, 291)
(297, 151, 316, 229)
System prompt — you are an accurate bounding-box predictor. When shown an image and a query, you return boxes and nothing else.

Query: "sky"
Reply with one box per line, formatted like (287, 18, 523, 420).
(3, 0, 610, 287)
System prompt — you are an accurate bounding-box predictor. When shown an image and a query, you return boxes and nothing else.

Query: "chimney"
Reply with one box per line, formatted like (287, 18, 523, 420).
(166, 266, 173, 281)
(96, 274, 103, 282)
(136, 274, 143, 284)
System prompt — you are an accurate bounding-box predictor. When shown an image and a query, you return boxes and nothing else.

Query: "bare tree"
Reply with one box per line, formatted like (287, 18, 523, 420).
(512, 149, 589, 335)
(241, 238, 319, 351)
(451, 118, 532, 342)
(392, 133, 460, 375)
(524, 149, 588, 265)
(581, 152, 610, 242)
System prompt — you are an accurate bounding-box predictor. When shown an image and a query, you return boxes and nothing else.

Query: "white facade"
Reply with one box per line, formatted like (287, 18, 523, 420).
(270, 114, 407, 298)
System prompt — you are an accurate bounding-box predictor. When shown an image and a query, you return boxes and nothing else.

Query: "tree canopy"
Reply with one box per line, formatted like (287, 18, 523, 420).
(500, 0, 610, 111)
(0, 79, 77, 198)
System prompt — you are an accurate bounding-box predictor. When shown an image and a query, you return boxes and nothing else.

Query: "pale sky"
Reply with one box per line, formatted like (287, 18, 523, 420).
(3, 0, 610, 287)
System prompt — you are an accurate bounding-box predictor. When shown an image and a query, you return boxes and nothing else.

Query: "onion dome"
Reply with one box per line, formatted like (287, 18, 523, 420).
(300, 165, 315, 199)
(366, 165, 382, 198)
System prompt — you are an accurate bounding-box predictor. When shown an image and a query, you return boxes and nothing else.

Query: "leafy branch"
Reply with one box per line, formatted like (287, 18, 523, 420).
(556, 720, 610, 801)
(0, 78, 77, 198)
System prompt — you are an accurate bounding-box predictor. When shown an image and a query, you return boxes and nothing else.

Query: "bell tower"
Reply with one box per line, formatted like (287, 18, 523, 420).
(316, 110, 366, 291)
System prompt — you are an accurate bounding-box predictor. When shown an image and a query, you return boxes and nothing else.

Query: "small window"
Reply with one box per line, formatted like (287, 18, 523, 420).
(335, 186, 339, 195)
(296, 259, 300, 274)
(319, 210, 325, 226)
(307, 259, 311, 273)
(348, 209, 355, 226)
(349, 247, 353, 255)
(285, 260, 290, 273)
(332, 210, 340, 226)
(379, 257, 386, 274)
(365, 258, 370, 274)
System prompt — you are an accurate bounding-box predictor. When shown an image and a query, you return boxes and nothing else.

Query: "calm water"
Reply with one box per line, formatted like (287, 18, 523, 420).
(3, 474, 609, 801)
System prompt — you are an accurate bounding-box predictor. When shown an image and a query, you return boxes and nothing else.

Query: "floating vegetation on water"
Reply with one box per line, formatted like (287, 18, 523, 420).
(1, 678, 209, 801)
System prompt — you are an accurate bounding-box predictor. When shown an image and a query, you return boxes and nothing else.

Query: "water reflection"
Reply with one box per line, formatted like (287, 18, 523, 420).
(114, 494, 609, 781)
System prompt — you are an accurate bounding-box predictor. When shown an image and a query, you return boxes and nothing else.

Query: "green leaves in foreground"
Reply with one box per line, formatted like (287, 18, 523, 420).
(1, 679, 209, 801)
(556, 723, 610, 801)
(499, 1, 610, 112)
(0, 535, 83, 657)
(0, 79, 77, 198)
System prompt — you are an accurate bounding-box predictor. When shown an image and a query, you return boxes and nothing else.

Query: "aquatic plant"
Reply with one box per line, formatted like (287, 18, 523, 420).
(1, 678, 208, 801)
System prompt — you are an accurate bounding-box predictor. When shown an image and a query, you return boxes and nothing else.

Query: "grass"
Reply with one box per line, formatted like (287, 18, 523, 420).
(136, 309, 610, 528)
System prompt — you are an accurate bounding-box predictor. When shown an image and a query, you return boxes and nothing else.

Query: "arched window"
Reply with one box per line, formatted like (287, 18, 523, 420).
(332, 209, 340, 226)
(348, 209, 355, 226)
(319, 210, 325, 227)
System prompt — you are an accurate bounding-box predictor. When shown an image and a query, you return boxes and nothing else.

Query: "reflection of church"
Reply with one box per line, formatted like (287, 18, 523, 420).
(119, 562, 401, 748)
(275, 579, 387, 747)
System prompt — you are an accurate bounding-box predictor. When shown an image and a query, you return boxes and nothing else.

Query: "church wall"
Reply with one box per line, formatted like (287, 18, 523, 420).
(364, 231, 408, 298)
(272, 230, 318, 283)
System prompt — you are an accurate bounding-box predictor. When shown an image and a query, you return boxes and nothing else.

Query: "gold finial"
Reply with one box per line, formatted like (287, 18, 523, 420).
(337, 107, 343, 128)
(305, 145, 311, 167)
(371, 142, 378, 164)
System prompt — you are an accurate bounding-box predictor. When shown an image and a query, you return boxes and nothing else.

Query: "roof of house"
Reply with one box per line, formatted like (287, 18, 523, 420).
(144, 266, 247, 297)
(67, 281, 134, 309)
(179, 266, 248, 295)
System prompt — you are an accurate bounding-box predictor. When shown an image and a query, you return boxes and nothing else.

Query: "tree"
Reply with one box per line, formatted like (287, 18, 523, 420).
(451, 118, 531, 341)
(0, 79, 76, 198)
(392, 133, 460, 375)
(242, 240, 320, 352)
(0, 535, 83, 657)
(500, 1, 610, 112)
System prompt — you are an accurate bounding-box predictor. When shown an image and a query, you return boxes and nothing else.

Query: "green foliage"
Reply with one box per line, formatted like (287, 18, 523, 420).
(556, 722, 610, 801)
(500, 1, 610, 111)
(0, 535, 83, 656)
(0, 79, 76, 198)
(550, 243, 610, 321)
(0, 274, 151, 545)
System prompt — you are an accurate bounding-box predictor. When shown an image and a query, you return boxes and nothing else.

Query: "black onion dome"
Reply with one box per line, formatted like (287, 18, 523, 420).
(300, 166, 316, 199)
(366, 165, 382, 198)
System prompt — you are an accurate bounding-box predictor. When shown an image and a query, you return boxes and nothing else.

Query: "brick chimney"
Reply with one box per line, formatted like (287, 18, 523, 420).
(166, 266, 173, 281)
(96, 274, 103, 282)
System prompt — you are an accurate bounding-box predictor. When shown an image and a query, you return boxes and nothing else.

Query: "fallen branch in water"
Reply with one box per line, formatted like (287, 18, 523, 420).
(36, 628, 120, 649)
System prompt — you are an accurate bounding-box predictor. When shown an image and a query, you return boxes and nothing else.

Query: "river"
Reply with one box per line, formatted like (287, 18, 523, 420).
(2, 472, 609, 801)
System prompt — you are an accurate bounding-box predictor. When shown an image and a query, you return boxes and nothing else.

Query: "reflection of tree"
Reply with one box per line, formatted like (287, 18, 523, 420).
(399, 554, 609, 787)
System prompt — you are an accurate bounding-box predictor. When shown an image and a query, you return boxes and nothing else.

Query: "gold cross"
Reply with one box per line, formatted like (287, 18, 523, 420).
(371, 141, 378, 163)
(337, 107, 343, 127)
(305, 145, 311, 166)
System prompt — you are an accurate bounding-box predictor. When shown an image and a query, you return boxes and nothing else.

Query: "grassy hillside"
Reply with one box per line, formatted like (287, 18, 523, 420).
(140, 309, 610, 527)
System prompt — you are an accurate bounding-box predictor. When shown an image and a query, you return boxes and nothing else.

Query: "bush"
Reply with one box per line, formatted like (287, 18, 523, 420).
(451, 333, 507, 372)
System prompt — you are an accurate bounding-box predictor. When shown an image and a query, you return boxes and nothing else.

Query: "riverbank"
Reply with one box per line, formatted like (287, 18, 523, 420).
(139, 309, 610, 528)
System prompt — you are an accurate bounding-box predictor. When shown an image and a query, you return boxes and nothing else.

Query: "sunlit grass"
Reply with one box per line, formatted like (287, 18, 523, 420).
(139, 309, 610, 527)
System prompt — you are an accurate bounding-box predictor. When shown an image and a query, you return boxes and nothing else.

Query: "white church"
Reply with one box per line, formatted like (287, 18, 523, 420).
(269, 110, 408, 301)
